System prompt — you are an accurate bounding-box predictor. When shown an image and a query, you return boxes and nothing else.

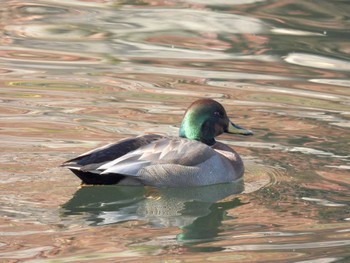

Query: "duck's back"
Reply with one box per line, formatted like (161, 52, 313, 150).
(62, 134, 164, 185)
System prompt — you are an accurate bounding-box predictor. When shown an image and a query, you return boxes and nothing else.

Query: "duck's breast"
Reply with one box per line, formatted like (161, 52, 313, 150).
(138, 152, 239, 187)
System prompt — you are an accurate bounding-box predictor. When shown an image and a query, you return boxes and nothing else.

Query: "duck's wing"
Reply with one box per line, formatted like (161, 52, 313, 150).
(62, 134, 164, 184)
(98, 137, 216, 176)
(63, 134, 164, 167)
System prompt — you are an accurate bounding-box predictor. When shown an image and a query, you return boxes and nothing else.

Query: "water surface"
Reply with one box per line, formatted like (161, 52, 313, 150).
(1, 0, 350, 262)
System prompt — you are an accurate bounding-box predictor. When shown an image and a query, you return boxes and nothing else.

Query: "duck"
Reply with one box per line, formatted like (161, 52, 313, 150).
(62, 99, 253, 187)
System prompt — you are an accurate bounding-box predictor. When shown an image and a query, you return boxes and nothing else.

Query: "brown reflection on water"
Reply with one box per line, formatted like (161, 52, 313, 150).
(0, 0, 350, 262)
(0, 49, 99, 63)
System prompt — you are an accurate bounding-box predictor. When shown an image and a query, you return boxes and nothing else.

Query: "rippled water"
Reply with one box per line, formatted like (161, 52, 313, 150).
(1, 0, 350, 262)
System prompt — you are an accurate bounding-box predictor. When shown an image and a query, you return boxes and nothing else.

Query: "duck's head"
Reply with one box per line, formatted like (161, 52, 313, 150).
(179, 99, 253, 145)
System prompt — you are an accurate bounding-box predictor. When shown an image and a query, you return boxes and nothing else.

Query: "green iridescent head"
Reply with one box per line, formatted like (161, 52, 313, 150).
(179, 99, 253, 145)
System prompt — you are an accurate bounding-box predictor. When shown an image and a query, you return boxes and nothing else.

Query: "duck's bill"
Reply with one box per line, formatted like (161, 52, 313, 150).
(227, 122, 253, 135)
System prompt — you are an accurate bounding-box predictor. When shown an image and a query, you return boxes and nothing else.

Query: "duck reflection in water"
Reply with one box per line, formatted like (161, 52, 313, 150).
(62, 182, 245, 242)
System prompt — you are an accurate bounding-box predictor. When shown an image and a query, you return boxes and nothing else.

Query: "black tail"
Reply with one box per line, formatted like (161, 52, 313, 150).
(69, 169, 125, 185)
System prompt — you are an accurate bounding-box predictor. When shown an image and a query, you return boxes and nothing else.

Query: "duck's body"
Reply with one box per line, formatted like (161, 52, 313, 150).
(63, 99, 252, 187)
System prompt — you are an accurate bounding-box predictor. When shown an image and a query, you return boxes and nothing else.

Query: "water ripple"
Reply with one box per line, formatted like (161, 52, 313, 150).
(1, 0, 350, 261)
(284, 53, 350, 71)
(223, 239, 350, 251)
(232, 141, 349, 159)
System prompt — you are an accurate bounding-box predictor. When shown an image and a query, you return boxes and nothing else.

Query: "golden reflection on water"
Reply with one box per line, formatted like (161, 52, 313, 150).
(0, 0, 350, 262)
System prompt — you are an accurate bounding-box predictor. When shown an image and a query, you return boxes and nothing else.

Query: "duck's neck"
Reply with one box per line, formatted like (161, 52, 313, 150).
(179, 114, 216, 146)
